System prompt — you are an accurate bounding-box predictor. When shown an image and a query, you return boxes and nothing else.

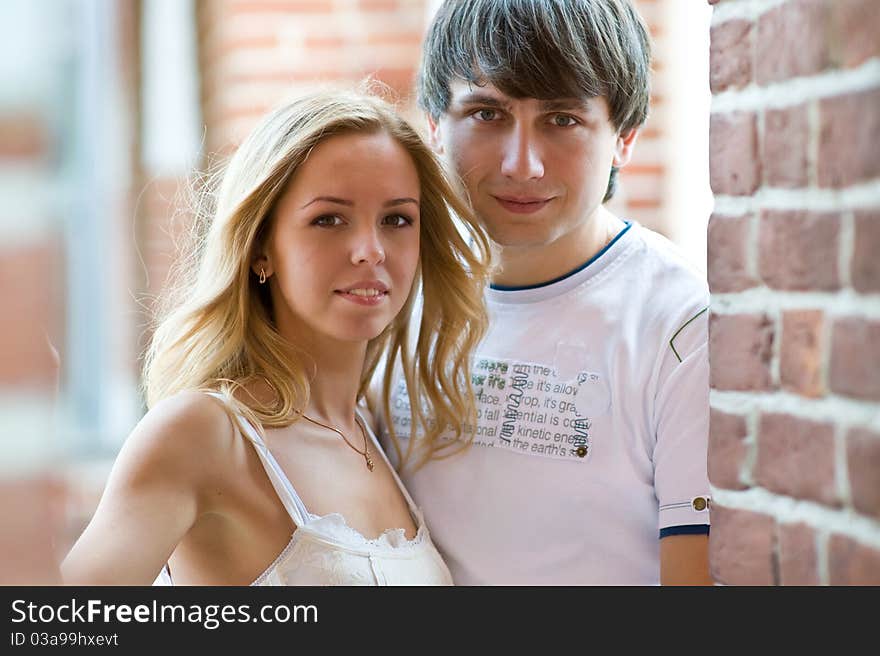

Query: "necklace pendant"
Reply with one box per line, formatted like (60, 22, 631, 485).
(366, 457, 374, 471)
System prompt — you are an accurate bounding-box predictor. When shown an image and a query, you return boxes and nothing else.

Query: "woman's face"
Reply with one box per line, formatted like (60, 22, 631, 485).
(257, 130, 421, 345)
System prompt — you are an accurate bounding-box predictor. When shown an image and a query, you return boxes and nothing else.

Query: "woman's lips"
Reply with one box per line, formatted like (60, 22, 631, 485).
(334, 285, 389, 306)
(492, 195, 553, 214)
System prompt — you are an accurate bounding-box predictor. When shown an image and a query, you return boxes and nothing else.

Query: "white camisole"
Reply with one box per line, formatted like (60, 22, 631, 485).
(156, 395, 452, 586)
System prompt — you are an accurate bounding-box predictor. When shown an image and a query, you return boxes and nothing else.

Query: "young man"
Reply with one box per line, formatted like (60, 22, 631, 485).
(379, 0, 713, 585)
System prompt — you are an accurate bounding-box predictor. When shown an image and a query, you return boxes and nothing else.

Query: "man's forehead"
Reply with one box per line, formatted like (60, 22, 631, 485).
(447, 79, 599, 111)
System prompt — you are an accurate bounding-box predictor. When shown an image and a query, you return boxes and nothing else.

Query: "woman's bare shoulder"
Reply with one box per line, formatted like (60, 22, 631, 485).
(60, 391, 239, 584)
(119, 390, 240, 481)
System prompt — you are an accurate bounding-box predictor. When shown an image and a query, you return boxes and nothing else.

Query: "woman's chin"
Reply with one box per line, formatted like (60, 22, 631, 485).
(327, 322, 391, 344)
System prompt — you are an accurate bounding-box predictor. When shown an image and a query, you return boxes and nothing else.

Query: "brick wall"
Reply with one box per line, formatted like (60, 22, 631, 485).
(610, 0, 672, 234)
(0, 109, 63, 395)
(707, 0, 880, 585)
(0, 3, 71, 582)
(196, 0, 431, 155)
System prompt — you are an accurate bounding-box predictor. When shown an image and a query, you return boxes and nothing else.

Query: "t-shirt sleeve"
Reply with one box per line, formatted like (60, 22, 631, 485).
(652, 313, 712, 538)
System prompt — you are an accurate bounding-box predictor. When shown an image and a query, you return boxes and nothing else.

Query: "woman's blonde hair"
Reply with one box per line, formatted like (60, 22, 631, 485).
(143, 86, 491, 469)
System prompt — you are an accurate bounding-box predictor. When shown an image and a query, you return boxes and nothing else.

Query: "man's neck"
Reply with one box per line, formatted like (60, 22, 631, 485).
(491, 207, 624, 288)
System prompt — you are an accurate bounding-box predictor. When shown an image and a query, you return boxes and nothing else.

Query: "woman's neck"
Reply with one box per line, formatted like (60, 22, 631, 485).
(302, 340, 366, 423)
(277, 328, 368, 427)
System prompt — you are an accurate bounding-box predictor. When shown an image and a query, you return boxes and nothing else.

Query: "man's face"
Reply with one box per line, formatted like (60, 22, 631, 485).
(429, 80, 637, 250)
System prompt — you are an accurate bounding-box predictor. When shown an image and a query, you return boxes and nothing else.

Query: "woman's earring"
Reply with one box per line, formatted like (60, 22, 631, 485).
(259, 267, 267, 284)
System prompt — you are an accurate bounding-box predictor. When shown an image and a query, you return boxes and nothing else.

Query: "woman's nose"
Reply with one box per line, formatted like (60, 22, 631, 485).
(351, 226, 385, 265)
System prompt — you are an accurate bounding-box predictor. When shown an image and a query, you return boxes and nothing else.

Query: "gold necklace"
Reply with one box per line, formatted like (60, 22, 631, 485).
(299, 412, 374, 472)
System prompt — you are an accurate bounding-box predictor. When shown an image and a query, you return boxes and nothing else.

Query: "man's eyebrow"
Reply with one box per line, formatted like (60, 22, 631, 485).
(455, 93, 508, 108)
(539, 98, 592, 112)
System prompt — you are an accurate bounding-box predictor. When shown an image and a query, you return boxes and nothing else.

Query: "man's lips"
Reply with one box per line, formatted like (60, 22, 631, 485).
(492, 195, 554, 214)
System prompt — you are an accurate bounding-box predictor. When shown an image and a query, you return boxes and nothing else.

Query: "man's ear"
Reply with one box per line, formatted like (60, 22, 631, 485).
(613, 127, 640, 168)
(426, 113, 445, 155)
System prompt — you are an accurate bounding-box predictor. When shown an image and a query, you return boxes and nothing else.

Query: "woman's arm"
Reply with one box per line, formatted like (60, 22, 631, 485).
(61, 391, 231, 585)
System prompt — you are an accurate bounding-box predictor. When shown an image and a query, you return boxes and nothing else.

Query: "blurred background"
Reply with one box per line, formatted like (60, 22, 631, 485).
(0, 0, 712, 582)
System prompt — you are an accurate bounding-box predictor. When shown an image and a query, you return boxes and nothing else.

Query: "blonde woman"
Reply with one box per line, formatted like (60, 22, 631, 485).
(61, 88, 490, 585)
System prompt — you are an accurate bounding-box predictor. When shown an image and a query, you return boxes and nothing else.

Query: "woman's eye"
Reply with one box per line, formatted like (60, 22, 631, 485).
(312, 214, 343, 227)
(382, 214, 413, 227)
(551, 114, 578, 127)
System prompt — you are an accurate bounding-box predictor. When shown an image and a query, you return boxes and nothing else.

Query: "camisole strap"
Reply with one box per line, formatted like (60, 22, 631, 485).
(356, 409, 419, 517)
(204, 392, 311, 528)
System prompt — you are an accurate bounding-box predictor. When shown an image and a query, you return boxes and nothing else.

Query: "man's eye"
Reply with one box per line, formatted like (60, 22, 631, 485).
(472, 109, 499, 122)
(382, 214, 413, 227)
(551, 114, 578, 127)
(312, 214, 343, 227)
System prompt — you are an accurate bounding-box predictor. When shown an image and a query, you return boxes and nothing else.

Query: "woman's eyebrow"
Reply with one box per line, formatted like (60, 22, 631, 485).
(384, 198, 419, 207)
(299, 196, 419, 209)
(299, 196, 353, 209)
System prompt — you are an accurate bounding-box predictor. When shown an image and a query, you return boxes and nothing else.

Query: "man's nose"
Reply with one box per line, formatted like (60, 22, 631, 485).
(351, 225, 385, 265)
(500, 125, 544, 181)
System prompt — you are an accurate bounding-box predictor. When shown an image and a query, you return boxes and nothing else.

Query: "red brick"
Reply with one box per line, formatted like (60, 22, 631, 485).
(358, 0, 398, 10)
(847, 428, 880, 519)
(0, 240, 64, 388)
(818, 88, 880, 188)
(709, 505, 777, 585)
(852, 211, 880, 293)
(626, 198, 661, 210)
(209, 35, 278, 61)
(707, 213, 759, 293)
(780, 310, 826, 398)
(829, 318, 880, 401)
(139, 176, 195, 300)
(828, 534, 880, 584)
(0, 113, 49, 160)
(778, 522, 820, 585)
(365, 67, 416, 99)
(304, 35, 348, 49)
(709, 313, 775, 391)
(763, 104, 809, 188)
(365, 32, 423, 48)
(759, 211, 840, 291)
(228, 1, 334, 15)
(710, 112, 761, 196)
(624, 164, 665, 176)
(709, 19, 753, 93)
(756, 0, 830, 85)
(0, 475, 66, 584)
(832, 0, 880, 67)
(756, 413, 839, 506)
(226, 68, 350, 85)
(709, 409, 750, 490)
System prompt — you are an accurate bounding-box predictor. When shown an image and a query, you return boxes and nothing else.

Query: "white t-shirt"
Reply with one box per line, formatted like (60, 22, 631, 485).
(378, 220, 712, 585)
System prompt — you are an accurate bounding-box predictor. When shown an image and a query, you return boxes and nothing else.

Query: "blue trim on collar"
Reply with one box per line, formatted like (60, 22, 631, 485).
(659, 524, 711, 540)
(490, 220, 633, 292)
